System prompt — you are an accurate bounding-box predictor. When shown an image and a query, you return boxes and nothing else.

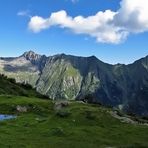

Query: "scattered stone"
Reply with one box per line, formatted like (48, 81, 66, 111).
(109, 111, 135, 124)
(16, 105, 27, 113)
(76, 101, 86, 104)
(109, 111, 148, 125)
(54, 101, 69, 111)
(35, 117, 46, 123)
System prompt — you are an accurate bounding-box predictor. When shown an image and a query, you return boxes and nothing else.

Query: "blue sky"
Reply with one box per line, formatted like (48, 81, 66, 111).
(0, 0, 148, 64)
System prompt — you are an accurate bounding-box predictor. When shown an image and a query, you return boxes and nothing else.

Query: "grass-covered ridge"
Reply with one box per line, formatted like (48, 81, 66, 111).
(0, 96, 148, 148)
(0, 74, 46, 98)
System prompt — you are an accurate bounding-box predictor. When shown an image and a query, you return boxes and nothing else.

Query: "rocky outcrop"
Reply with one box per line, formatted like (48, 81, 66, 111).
(16, 105, 27, 112)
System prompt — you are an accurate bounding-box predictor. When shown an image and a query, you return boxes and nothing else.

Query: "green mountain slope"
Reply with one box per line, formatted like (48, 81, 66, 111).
(0, 74, 45, 98)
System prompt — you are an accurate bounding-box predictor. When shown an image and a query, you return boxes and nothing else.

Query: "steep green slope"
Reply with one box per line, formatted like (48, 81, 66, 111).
(0, 96, 148, 147)
(0, 74, 45, 98)
(36, 54, 114, 102)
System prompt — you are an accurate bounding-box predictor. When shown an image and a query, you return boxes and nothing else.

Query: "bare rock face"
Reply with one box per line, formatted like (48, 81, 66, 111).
(1, 51, 148, 116)
(0, 50, 47, 86)
(23, 50, 41, 61)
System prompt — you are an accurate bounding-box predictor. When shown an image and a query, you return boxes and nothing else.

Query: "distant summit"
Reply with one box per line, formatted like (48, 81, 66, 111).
(22, 50, 42, 61)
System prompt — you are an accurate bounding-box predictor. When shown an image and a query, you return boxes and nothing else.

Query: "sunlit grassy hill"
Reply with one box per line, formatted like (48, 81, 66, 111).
(0, 96, 148, 148)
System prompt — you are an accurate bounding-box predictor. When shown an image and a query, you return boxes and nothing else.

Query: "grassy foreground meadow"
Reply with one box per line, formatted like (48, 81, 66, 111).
(0, 96, 148, 148)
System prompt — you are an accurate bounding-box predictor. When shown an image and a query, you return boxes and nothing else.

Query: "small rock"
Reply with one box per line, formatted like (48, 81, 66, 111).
(54, 101, 69, 110)
(16, 105, 27, 112)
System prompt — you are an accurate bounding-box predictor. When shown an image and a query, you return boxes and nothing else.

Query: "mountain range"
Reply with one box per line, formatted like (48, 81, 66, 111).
(0, 51, 148, 116)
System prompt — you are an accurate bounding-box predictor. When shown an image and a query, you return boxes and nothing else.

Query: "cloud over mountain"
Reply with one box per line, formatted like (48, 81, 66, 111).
(28, 0, 148, 44)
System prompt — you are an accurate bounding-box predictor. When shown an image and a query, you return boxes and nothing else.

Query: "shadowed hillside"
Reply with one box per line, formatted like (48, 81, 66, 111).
(0, 74, 47, 98)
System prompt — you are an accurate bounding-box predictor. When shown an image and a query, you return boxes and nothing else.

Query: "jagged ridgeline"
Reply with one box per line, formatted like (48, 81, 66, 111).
(0, 51, 148, 115)
(0, 74, 46, 98)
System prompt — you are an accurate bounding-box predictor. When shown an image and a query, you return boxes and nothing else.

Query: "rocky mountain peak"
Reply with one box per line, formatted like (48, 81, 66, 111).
(22, 50, 41, 61)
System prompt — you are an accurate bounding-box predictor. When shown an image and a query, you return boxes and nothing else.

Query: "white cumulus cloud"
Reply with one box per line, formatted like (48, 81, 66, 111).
(28, 0, 148, 44)
(114, 0, 148, 33)
(29, 16, 50, 32)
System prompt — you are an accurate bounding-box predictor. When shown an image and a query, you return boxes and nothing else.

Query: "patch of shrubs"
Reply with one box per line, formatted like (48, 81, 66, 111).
(85, 110, 96, 120)
(142, 116, 148, 120)
(8, 78, 16, 83)
(20, 83, 33, 90)
(56, 110, 71, 118)
(51, 127, 65, 136)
